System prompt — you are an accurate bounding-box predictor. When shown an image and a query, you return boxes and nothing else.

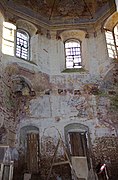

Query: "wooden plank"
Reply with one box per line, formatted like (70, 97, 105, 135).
(27, 133, 39, 173)
(52, 160, 69, 166)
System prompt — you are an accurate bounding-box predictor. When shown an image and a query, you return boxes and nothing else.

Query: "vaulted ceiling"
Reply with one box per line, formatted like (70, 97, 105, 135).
(12, 0, 109, 19)
(0, 0, 116, 30)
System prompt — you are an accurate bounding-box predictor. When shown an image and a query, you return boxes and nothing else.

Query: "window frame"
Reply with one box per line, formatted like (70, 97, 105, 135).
(105, 23, 118, 59)
(15, 29, 30, 61)
(64, 39, 82, 69)
(2, 22, 16, 56)
(68, 131, 88, 157)
(113, 23, 118, 58)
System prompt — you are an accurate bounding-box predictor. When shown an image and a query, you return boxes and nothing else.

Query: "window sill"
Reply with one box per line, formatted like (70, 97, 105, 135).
(16, 56, 37, 66)
(61, 68, 87, 73)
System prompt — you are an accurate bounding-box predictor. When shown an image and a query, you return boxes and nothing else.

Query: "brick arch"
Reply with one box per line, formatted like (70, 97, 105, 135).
(13, 76, 33, 90)
(12, 75, 35, 96)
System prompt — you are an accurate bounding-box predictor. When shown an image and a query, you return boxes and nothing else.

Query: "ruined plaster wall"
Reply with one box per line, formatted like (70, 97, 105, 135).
(0, 12, 8, 144)
(4, 28, 109, 77)
(0, 13, 18, 145)
(33, 28, 111, 76)
(0, 12, 118, 179)
(16, 30, 117, 178)
(15, 66, 117, 179)
(31, 34, 51, 74)
(92, 63, 118, 179)
(0, 64, 18, 145)
(88, 29, 111, 76)
(16, 69, 118, 178)
(0, 12, 4, 128)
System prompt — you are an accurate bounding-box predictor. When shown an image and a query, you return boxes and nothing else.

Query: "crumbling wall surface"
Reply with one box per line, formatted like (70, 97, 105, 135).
(0, 64, 7, 143)
(93, 137, 118, 179)
(92, 64, 118, 179)
(14, 70, 99, 179)
(0, 12, 8, 144)
(0, 30, 117, 179)
(10, 63, 117, 179)
(0, 63, 19, 145)
(0, 61, 51, 144)
(1, 59, 118, 179)
(40, 133, 72, 179)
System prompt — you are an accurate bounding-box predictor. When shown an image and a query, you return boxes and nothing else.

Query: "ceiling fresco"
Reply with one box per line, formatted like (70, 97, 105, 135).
(0, 0, 116, 28)
(11, 0, 109, 20)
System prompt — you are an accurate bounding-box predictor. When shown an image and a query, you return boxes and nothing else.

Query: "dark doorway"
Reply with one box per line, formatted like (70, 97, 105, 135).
(68, 132, 88, 156)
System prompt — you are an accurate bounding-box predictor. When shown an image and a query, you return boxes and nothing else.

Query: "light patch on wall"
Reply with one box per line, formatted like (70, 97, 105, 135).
(2, 22, 16, 56)
(105, 30, 116, 58)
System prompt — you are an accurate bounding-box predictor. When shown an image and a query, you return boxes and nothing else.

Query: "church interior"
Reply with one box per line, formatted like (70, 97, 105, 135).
(0, 0, 118, 179)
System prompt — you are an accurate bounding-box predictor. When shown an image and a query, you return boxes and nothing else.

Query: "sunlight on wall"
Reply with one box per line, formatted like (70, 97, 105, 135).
(2, 22, 16, 56)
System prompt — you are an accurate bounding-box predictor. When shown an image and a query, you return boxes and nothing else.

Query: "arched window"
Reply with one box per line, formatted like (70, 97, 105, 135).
(65, 39, 82, 69)
(105, 23, 118, 59)
(2, 22, 16, 56)
(114, 24, 118, 56)
(16, 29, 30, 60)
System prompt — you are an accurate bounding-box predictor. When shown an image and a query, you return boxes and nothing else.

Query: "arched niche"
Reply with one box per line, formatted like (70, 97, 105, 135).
(59, 29, 88, 71)
(20, 125, 39, 146)
(12, 76, 35, 96)
(64, 123, 92, 172)
(19, 125, 40, 173)
(64, 123, 90, 153)
(60, 30, 86, 42)
(16, 19, 37, 37)
(64, 123, 89, 143)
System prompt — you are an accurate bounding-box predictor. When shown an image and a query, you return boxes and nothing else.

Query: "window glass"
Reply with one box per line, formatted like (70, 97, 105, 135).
(2, 22, 16, 56)
(105, 24, 118, 58)
(65, 40, 82, 69)
(114, 24, 118, 53)
(105, 30, 116, 58)
(16, 30, 30, 60)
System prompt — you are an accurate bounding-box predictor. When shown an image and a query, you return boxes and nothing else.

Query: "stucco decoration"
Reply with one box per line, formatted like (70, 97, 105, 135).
(104, 12, 118, 30)
(60, 30, 86, 42)
(16, 19, 37, 36)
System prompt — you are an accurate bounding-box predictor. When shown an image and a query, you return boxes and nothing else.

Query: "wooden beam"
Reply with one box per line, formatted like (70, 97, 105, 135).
(52, 160, 70, 166)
